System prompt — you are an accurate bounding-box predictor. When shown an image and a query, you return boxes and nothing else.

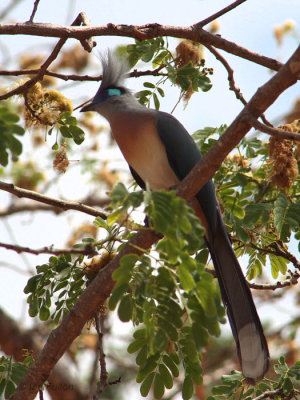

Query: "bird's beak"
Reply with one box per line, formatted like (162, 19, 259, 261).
(80, 102, 96, 112)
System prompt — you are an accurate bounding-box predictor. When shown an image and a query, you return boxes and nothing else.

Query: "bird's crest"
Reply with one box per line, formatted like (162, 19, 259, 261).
(99, 50, 129, 91)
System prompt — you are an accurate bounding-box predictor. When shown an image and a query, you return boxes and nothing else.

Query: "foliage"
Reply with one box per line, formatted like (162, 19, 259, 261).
(24, 253, 86, 323)
(107, 186, 224, 399)
(126, 38, 212, 109)
(0, 355, 34, 399)
(207, 357, 300, 399)
(50, 111, 85, 149)
(193, 125, 300, 280)
(0, 106, 25, 166)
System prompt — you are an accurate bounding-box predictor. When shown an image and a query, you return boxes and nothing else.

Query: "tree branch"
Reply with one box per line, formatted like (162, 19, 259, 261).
(0, 181, 108, 219)
(0, 196, 110, 217)
(27, 0, 41, 23)
(10, 44, 300, 400)
(0, 22, 283, 76)
(249, 116, 300, 141)
(0, 13, 95, 101)
(0, 242, 98, 256)
(195, 0, 248, 27)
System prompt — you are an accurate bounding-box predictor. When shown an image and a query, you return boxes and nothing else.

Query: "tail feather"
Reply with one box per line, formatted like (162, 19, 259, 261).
(208, 210, 269, 382)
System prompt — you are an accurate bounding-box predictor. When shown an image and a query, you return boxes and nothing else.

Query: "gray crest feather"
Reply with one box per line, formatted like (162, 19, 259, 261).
(100, 50, 129, 90)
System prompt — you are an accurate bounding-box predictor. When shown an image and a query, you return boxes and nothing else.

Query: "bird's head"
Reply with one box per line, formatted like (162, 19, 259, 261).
(81, 51, 131, 114)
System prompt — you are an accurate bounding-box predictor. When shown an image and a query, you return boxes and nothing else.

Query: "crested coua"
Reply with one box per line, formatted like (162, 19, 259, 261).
(81, 52, 269, 382)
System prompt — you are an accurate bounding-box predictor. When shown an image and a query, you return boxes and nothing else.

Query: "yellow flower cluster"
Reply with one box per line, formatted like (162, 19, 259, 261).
(268, 122, 299, 190)
(24, 82, 73, 128)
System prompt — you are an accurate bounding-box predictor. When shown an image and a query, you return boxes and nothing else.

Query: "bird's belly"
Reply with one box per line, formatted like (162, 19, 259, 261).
(111, 119, 179, 191)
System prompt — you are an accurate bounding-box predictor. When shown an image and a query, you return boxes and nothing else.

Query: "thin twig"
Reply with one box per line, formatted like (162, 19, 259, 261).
(249, 116, 300, 141)
(0, 196, 110, 217)
(206, 44, 272, 126)
(205, 43, 247, 105)
(0, 180, 108, 219)
(27, 0, 41, 23)
(23, 92, 43, 124)
(0, 242, 98, 256)
(196, 0, 248, 27)
(206, 266, 300, 291)
(0, 13, 94, 101)
(0, 65, 166, 83)
(93, 313, 108, 399)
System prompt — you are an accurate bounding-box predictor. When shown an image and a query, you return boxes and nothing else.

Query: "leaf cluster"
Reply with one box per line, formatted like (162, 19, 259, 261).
(193, 125, 300, 280)
(125, 38, 212, 109)
(207, 357, 300, 400)
(0, 355, 34, 399)
(51, 111, 85, 148)
(0, 106, 25, 166)
(108, 186, 224, 399)
(24, 254, 86, 323)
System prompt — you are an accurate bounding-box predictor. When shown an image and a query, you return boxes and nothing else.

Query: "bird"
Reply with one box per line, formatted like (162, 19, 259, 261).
(81, 51, 269, 382)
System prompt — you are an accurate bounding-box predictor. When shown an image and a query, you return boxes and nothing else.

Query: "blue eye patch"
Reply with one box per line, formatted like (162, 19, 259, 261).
(107, 88, 122, 96)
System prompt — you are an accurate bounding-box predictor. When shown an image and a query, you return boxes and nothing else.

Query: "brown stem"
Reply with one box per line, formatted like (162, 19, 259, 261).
(0, 23, 284, 74)
(0, 242, 98, 256)
(196, 0, 248, 27)
(0, 13, 95, 101)
(93, 313, 108, 398)
(249, 116, 300, 141)
(0, 181, 107, 219)
(27, 0, 41, 23)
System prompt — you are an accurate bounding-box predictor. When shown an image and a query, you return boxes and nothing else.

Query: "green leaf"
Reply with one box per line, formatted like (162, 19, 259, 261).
(178, 264, 196, 291)
(4, 379, 16, 399)
(143, 82, 156, 88)
(59, 125, 72, 138)
(198, 74, 212, 92)
(140, 371, 155, 397)
(39, 304, 50, 321)
(153, 373, 165, 399)
(269, 254, 288, 279)
(162, 355, 179, 377)
(153, 92, 160, 110)
(108, 283, 129, 310)
(69, 125, 85, 145)
(182, 375, 194, 400)
(136, 356, 158, 383)
(159, 363, 173, 389)
(118, 294, 133, 322)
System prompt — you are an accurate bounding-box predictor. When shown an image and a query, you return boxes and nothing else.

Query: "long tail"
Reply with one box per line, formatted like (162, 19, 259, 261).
(208, 209, 269, 383)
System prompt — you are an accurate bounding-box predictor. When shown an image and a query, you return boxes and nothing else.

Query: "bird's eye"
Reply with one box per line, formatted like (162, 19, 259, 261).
(107, 88, 122, 97)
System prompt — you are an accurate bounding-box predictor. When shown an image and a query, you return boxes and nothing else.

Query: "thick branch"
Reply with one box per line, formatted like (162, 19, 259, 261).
(0, 22, 283, 73)
(10, 44, 300, 400)
(0, 181, 108, 219)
